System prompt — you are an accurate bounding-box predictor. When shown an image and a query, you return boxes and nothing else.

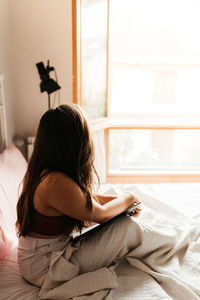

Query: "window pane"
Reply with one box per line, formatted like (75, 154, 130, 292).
(82, 0, 108, 120)
(109, 0, 200, 122)
(109, 129, 200, 172)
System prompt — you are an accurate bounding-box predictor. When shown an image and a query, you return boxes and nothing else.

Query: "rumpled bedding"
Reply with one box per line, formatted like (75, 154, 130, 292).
(39, 185, 200, 300)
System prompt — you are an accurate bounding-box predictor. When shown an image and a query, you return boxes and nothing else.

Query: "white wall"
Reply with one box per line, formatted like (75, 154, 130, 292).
(10, 0, 73, 138)
(0, 0, 15, 144)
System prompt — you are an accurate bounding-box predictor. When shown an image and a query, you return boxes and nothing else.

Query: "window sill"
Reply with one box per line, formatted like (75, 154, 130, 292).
(108, 118, 200, 130)
(89, 118, 110, 132)
(107, 170, 200, 183)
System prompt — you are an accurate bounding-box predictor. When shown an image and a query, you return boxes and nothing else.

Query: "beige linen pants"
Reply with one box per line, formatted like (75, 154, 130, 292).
(18, 216, 140, 287)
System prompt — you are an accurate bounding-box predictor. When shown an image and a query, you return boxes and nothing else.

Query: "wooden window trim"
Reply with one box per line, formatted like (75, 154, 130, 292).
(106, 172, 200, 184)
(72, 1, 200, 183)
(72, 0, 82, 106)
(72, 0, 110, 132)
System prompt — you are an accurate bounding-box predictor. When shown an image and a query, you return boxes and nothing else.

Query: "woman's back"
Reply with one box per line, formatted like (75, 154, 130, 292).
(29, 171, 78, 238)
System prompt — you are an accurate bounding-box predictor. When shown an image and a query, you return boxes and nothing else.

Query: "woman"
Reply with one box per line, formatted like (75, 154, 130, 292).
(16, 104, 142, 288)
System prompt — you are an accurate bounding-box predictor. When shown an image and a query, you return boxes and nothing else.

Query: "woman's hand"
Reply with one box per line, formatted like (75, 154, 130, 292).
(129, 203, 142, 218)
(126, 193, 142, 218)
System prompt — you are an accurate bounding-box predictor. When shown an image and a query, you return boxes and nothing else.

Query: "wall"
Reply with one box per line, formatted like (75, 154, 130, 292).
(0, 0, 14, 144)
(10, 0, 73, 138)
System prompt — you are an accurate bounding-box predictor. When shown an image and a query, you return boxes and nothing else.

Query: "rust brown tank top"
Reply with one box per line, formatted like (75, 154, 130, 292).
(30, 208, 76, 236)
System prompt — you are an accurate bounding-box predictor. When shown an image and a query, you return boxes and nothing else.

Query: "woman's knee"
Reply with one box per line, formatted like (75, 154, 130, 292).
(111, 216, 141, 255)
(111, 215, 137, 232)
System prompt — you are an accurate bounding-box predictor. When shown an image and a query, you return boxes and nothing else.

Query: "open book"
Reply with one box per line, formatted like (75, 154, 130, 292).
(72, 202, 141, 242)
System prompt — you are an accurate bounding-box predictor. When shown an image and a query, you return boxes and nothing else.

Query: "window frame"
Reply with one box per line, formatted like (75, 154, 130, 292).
(72, 0, 111, 129)
(72, 0, 200, 183)
(105, 124, 200, 183)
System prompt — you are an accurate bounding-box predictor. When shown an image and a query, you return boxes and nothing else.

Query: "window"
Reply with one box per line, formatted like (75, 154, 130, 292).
(72, 0, 200, 182)
(109, 0, 200, 123)
(72, 0, 109, 123)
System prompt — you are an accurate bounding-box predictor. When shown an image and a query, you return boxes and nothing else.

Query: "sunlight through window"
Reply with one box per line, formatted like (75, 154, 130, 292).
(109, 0, 200, 122)
(108, 0, 200, 173)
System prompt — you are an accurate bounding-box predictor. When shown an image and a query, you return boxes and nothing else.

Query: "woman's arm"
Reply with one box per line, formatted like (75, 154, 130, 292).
(93, 192, 142, 219)
(93, 194, 117, 205)
(84, 194, 117, 226)
(96, 192, 140, 222)
(45, 173, 140, 224)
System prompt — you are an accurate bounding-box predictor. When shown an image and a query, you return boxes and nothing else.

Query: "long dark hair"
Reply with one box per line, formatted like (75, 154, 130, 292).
(16, 104, 99, 237)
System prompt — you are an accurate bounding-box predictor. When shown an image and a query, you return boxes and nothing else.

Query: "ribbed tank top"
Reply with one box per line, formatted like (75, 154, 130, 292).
(30, 208, 74, 236)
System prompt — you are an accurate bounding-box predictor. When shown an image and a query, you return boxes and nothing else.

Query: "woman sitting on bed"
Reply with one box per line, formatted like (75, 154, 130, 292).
(16, 104, 142, 288)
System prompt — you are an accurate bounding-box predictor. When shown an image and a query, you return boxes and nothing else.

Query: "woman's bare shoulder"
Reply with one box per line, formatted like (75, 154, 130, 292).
(42, 171, 88, 218)
(37, 171, 79, 201)
(43, 171, 82, 198)
(45, 171, 76, 185)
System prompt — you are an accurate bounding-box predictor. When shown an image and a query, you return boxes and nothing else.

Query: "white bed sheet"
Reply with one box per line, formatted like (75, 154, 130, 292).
(101, 182, 200, 223)
(1, 182, 200, 300)
(0, 245, 39, 300)
(100, 183, 200, 300)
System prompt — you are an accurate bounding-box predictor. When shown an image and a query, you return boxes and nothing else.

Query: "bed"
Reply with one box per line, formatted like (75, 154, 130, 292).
(1, 145, 200, 299)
